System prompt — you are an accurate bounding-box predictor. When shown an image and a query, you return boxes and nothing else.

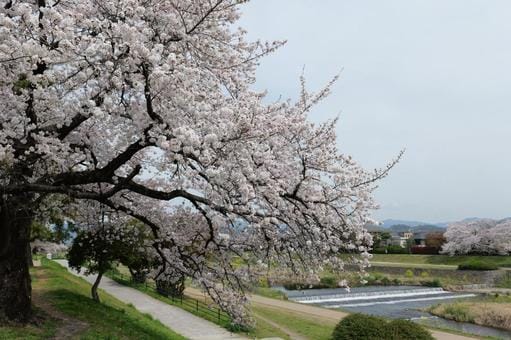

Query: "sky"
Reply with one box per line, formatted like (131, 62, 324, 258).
(238, 1, 511, 223)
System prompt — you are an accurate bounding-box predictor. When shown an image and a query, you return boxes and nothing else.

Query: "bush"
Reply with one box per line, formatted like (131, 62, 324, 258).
(420, 279, 442, 287)
(441, 304, 474, 322)
(458, 260, 498, 271)
(332, 314, 390, 340)
(387, 246, 409, 254)
(372, 247, 388, 254)
(388, 320, 434, 340)
(283, 275, 339, 290)
(320, 275, 338, 288)
(332, 314, 433, 340)
(366, 273, 393, 286)
(411, 246, 439, 255)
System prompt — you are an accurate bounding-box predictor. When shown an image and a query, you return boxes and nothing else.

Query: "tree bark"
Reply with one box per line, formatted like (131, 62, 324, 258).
(0, 198, 33, 323)
(128, 267, 147, 284)
(91, 271, 103, 302)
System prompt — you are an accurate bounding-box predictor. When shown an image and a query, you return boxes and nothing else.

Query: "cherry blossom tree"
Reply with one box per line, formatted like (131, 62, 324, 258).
(442, 219, 511, 256)
(0, 0, 398, 323)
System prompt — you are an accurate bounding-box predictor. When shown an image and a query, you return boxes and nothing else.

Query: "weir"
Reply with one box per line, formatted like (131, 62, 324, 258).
(289, 287, 446, 304)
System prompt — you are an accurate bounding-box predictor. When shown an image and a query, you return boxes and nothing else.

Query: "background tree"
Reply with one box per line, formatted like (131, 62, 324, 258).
(0, 0, 398, 323)
(442, 219, 511, 255)
(118, 220, 155, 284)
(425, 232, 446, 251)
(372, 231, 391, 249)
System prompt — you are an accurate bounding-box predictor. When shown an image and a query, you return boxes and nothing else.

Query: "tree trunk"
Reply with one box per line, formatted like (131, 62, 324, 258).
(0, 198, 33, 323)
(91, 271, 103, 302)
(129, 267, 147, 284)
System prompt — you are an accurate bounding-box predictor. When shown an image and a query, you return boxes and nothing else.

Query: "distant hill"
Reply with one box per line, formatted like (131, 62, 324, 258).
(386, 224, 446, 234)
(373, 217, 510, 235)
(380, 219, 431, 228)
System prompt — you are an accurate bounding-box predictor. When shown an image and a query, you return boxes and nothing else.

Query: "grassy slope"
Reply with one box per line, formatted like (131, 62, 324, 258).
(0, 260, 185, 340)
(108, 273, 290, 339)
(372, 254, 511, 267)
(252, 305, 336, 340)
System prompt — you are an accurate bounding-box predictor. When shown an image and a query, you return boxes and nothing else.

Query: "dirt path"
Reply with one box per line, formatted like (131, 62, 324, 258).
(32, 269, 89, 339)
(186, 287, 478, 340)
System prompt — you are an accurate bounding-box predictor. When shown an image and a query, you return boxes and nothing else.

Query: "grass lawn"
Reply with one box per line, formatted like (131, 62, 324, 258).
(372, 254, 511, 267)
(252, 305, 336, 340)
(0, 259, 185, 340)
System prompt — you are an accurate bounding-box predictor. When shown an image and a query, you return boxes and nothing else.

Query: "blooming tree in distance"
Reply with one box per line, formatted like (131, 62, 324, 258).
(442, 219, 511, 256)
(0, 0, 398, 323)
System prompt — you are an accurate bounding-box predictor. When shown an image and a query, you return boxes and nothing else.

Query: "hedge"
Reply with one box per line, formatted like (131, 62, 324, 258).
(458, 260, 498, 271)
(332, 314, 434, 340)
(410, 246, 439, 255)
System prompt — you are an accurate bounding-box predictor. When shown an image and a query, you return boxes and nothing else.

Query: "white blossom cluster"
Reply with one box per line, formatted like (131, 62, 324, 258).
(442, 218, 511, 255)
(0, 0, 398, 324)
(31, 239, 68, 255)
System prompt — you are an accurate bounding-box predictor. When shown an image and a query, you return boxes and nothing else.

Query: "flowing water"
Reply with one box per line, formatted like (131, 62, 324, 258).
(278, 285, 511, 339)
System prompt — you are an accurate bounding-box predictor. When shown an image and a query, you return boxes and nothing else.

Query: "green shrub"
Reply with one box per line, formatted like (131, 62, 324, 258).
(381, 277, 392, 285)
(388, 320, 434, 340)
(332, 314, 390, 340)
(420, 279, 442, 287)
(387, 246, 408, 254)
(320, 275, 338, 288)
(372, 247, 388, 254)
(458, 260, 498, 271)
(441, 304, 473, 322)
(332, 314, 433, 340)
(405, 269, 414, 278)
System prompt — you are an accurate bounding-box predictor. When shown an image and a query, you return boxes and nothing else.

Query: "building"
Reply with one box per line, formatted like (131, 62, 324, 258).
(413, 233, 427, 247)
(389, 230, 414, 248)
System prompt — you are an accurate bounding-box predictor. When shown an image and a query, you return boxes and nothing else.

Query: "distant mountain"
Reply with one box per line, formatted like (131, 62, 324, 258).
(386, 224, 445, 234)
(379, 217, 507, 233)
(380, 219, 430, 228)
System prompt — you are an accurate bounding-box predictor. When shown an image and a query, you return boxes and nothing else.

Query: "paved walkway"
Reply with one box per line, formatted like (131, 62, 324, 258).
(54, 260, 247, 340)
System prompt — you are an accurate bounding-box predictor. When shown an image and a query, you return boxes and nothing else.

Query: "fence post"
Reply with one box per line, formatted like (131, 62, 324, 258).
(217, 308, 220, 322)
(196, 299, 198, 312)
(180, 295, 183, 305)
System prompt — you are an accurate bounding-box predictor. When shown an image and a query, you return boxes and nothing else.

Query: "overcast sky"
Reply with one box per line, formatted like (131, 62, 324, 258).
(239, 1, 511, 223)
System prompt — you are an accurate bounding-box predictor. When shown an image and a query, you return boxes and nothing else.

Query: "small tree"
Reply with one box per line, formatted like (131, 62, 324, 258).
(68, 230, 113, 302)
(68, 206, 149, 301)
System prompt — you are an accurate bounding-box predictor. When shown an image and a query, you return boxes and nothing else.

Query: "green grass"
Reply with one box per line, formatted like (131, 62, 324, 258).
(0, 260, 185, 340)
(250, 313, 291, 339)
(252, 305, 336, 340)
(253, 287, 288, 300)
(372, 254, 511, 267)
(107, 272, 292, 338)
(0, 314, 58, 340)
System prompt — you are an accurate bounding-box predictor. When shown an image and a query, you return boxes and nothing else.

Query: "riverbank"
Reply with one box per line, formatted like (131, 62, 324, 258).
(429, 294, 511, 333)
